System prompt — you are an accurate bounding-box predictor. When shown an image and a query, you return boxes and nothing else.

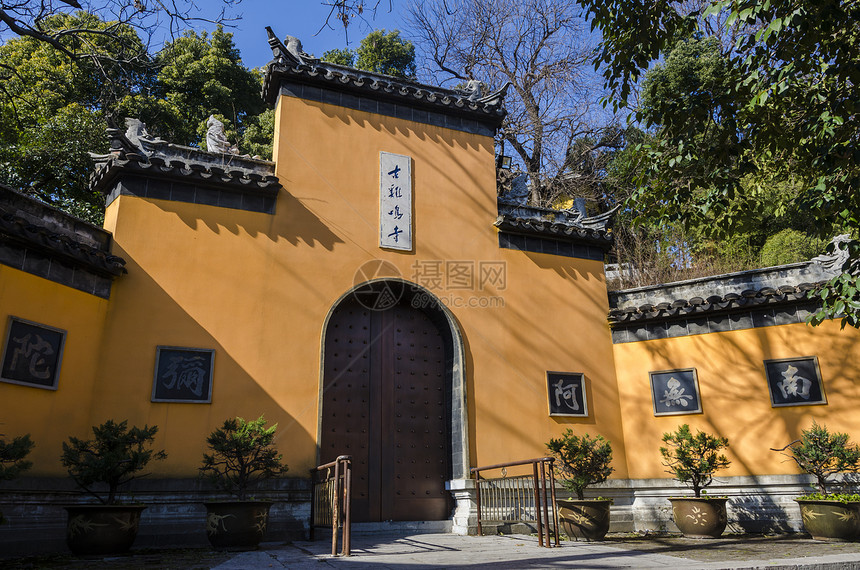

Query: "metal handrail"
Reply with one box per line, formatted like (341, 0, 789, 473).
(470, 457, 559, 547)
(310, 455, 352, 556)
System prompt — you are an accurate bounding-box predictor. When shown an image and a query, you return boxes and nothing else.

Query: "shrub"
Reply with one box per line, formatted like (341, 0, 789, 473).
(660, 424, 730, 498)
(0, 430, 34, 524)
(0, 432, 34, 481)
(772, 421, 860, 496)
(547, 429, 614, 500)
(760, 229, 827, 267)
(200, 415, 288, 500)
(61, 420, 166, 505)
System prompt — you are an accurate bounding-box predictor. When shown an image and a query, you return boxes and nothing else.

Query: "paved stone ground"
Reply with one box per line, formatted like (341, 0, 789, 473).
(4, 533, 860, 569)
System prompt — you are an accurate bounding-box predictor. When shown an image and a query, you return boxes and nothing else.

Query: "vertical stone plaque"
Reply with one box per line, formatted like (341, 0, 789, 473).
(379, 152, 412, 251)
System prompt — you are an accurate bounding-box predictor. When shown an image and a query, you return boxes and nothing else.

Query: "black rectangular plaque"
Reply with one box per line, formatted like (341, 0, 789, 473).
(764, 356, 826, 407)
(0, 316, 66, 390)
(547, 371, 588, 417)
(650, 368, 703, 416)
(151, 346, 214, 403)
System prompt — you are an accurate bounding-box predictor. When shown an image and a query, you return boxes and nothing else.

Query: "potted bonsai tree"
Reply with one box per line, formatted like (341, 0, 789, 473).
(546, 429, 614, 541)
(199, 415, 289, 550)
(0, 430, 34, 525)
(772, 421, 860, 541)
(60, 420, 166, 555)
(660, 424, 731, 538)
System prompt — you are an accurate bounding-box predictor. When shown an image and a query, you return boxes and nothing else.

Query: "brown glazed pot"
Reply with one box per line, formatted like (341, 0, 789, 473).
(556, 499, 612, 541)
(205, 501, 272, 550)
(796, 499, 860, 541)
(64, 504, 146, 556)
(669, 497, 728, 538)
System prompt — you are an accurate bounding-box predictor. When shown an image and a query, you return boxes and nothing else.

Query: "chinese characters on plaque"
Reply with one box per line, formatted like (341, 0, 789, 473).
(764, 356, 826, 407)
(0, 317, 66, 390)
(379, 152, 412, 251)
(547, 371, 588, 417)
(649, 368, 703, 416)
(151, 346, 214, 403)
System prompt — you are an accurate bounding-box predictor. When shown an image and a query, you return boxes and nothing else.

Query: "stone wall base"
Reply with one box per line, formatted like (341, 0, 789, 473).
(0, 477, 311, 558)
(448, 474, 827, 537)
(0, 473, 831, 557)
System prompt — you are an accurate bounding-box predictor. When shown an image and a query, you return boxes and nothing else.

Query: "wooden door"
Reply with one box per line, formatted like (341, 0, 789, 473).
(320, 295, 452, 521)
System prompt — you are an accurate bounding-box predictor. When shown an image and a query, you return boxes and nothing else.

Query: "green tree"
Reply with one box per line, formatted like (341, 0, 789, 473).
(546, 430, 614, 500)
(773, 421, 860, 496)
(321, 47, 356, 67)
(0, 11, 152, 223)
(660, 424, 731, 498)
(61, 420, 167, 505)
(0, 15, 273, 223)
(355, 29, 416, 78)
(199, 416, 289, 500)
(0, 1, 240, 70)
(580, 0, 860, 327)
(322, 29, 416, 79)
(155, 26, 266, 148)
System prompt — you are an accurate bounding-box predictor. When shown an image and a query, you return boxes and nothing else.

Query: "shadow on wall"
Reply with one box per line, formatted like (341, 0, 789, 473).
(315, 101, 498, 219)
(153, 187, 345, 251)
(628, 323, 860, 479)
(93, 244, 317, 471)
(731, 494, 796, 534)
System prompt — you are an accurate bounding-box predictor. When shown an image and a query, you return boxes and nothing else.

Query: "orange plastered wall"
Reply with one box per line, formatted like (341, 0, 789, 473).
(613, 320, 860, 481)
(86, 94, 626, 478)
(0, 267, 109, 476)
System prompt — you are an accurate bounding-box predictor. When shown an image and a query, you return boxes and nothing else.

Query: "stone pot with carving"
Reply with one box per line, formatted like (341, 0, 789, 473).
(205, 501, 272, 550)
(64, 504, 146, 556)
(556, 499, 612, 541)
(796, 499, 860, 541)
(669, 497, 728, 538)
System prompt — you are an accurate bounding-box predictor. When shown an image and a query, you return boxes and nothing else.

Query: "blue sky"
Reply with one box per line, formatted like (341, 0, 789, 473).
(215, 1, 409, 69)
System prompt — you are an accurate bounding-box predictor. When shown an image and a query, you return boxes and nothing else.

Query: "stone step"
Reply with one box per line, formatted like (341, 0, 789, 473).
(312, 520, 453, 537)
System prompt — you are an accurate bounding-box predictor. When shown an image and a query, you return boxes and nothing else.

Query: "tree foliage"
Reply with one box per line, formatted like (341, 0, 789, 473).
(0, 0, 240, 69)
(0, 431, 34, 481)
(660, 424, 730, 498)
(407, 0, 610, 206)
(546, 430, 614, 500)
(323, 29, 416, 79)
(155, 26, 265, 147)
(200, 416, 289, 501)
(0, 11, 149, 222)
(61, 420, 167, 505)
(0, 14, 270, 223)
(580, 0, 860, 326)
(773, 421, 860, 496)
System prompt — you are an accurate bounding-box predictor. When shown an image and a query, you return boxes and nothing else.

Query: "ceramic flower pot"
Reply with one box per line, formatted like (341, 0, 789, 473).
(64, 504, 146, 556)
(205, 501, 272, 550)
(556, 499, 612, 541)
(796, 499, 860, 541)
(669, 497, 727, 538)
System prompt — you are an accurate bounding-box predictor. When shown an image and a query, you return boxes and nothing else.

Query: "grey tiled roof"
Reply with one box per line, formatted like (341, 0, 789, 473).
(262, 31, 507, 130)
(90, 133, 280, 198)
(608, 282, 821, 324)
(494, 200, 614, 249)
(0, 184, 126, 278)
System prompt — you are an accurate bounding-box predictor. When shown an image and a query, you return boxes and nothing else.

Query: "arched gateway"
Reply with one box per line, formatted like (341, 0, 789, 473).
(319, 280, 467, 522)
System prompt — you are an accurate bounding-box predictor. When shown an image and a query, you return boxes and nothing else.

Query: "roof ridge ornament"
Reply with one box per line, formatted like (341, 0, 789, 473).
(812, 234, 854, 274)
(266, 27, 318, 67)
